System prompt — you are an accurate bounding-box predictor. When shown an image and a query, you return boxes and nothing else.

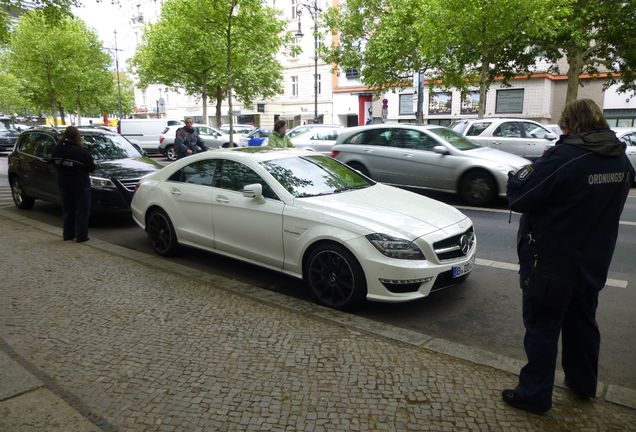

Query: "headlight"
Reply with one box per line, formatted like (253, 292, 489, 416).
(365, 233, 426, 260)
(90, 176, 116, 189)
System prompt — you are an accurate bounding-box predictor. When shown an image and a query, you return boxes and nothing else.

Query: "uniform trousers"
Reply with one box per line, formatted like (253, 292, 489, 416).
(59, 179, 91, 241)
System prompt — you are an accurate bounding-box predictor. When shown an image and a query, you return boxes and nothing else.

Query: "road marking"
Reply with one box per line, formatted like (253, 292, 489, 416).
(0, 186, 14, 208)
(475, 258, 628, 289)
(456, 206, 636, 226)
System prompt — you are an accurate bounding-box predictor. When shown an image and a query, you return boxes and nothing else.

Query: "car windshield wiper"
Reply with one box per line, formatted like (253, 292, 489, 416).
(333, 184, 370, 193)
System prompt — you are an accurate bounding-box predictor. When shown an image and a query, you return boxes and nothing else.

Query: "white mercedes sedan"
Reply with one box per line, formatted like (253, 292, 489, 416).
(131, 148, 476, 309)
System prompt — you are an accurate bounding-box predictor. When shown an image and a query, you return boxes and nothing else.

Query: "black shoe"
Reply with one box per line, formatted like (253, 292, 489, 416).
(502, 389, 549, 414)
(76, 237, 90, 243)
(63, 237, 75, 241)
(564, 378, 594, 400)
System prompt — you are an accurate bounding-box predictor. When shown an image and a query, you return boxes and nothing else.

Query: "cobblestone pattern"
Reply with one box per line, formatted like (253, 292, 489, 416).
(1, 217, 635, 431)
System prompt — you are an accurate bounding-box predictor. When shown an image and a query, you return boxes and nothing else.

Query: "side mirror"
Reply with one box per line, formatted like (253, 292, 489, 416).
(242, 183, 263, 199)
(545, 132, 557, 141)
(433, 145, 450, 155)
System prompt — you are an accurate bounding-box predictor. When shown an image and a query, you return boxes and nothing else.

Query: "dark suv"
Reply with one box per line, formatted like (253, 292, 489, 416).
(8, 127, 162, 211)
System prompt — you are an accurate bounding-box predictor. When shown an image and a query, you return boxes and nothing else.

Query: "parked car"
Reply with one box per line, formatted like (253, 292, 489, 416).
(119, 118, 184, 154)
(237, 128, 272, 147)
(544, 124, 563, 136)
(220, 123, 256, 136)
(131, 148, 476, 309)
(8, 127, 162, 211)
(291, 126, 344, 154)
(450, 118, 557, 159)
(0, 118, 20, 153)
(159, 123, 232, 160)
(287, 123, 344, 139)
(331, 124, 530, 206)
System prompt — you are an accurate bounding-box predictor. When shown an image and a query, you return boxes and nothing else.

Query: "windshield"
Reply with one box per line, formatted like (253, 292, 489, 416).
(261, 155, 374, 198)
(83, 134, 142, 160)
(428, 127, 480, 151)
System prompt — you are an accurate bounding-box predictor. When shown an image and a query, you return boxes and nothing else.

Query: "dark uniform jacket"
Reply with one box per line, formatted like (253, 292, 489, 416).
(507, 129, 634, 288)
(51, 139, 96, 188)
(175, 126, 208, 158)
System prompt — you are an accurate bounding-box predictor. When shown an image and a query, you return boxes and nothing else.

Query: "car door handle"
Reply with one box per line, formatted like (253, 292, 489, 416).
(171, 188, 181, 196)
(216, 196, 229, 204)
(402, 153, 414, 158)
(365, 149, 375, 153)
(492, 141, 501, 145)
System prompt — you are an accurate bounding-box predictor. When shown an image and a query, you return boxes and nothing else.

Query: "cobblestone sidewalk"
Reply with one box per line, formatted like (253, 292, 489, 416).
(1, 212, 635, 432)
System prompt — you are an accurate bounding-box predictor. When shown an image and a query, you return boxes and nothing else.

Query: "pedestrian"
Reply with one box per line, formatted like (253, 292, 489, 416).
(268, 120, 294, 148)
(51, 126, 96, 243)
(503, 99, 634, 414)
(175, 117, 208, 158)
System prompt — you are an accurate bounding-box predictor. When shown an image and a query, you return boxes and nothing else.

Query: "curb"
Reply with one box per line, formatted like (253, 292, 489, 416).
(2, 208, 635, 412)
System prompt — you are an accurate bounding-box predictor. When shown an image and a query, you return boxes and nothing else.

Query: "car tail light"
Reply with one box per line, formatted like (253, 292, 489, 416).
(160, 136, 165, 144)
(330, 150, 340, 158)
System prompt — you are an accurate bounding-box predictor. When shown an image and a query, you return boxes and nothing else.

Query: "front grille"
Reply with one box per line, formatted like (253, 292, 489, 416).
(118, 178, 141, 192)
(433, 227, 475, 261)
(430, 270, 468, 293)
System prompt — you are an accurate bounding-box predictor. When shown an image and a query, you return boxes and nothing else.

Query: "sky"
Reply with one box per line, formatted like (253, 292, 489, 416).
(72, 0, 163, 68)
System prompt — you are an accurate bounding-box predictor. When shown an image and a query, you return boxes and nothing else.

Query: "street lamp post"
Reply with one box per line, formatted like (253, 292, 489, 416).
(113, 30, 123, 121)
(295, 1, 321, 124)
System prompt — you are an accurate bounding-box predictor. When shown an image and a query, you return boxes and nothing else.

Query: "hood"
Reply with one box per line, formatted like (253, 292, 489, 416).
(463, 147, 530, 168)
(93, 157, 162, 179)
(297, 183, 469, 239)
(560, 129, 625, 156)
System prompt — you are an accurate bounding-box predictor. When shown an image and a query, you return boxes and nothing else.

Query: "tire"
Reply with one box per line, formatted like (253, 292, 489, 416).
(10, 177, 35, 210)
(146, 208, 179, 256)
(458, 170, 497, 206)
(304, 243, 367, 310)
(165, 145, 177, 161)
(347, 161, 370, 178)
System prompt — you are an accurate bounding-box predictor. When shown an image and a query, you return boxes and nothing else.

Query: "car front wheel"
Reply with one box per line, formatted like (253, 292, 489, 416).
(10, 177, 35, 210)
(147, 208, 178, 256)
(305, 243, 367, 310)
(165, 145, 177, 161)
(459, 170, 497, 206)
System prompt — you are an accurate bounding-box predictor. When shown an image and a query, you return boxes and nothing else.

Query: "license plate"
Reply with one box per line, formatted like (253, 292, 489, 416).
(452, 258, 474, 278)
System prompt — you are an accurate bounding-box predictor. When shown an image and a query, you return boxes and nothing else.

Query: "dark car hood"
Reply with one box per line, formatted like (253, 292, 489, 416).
(93, 156, 162, 179)
(0, 129, 19, 139)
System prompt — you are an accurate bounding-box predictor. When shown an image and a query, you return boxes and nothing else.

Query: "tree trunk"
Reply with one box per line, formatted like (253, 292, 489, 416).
(58, 103, 66, 125)
(226, 3, 237, 146)
(201, 84, 208, 126)
(415, 71, 424, 125)
(215, 86, 223, 128)
(478, 59, 488, 119)
(565, 50, 584, 104)
(47, 73, 57, 127)
(77, 87, 82, 126)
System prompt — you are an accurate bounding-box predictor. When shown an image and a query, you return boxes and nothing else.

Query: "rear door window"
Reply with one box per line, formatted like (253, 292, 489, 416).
(465, 122, 492, 136)
(346, 129, 391, 146)
(493, 122, 522, 138)
(34, 134, 57, 158)
(168, 159, 219, 186)
(391, 129, 437, 150)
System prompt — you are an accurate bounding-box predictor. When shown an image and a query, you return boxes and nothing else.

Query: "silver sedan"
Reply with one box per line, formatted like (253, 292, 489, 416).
(331, 124, 530, 206)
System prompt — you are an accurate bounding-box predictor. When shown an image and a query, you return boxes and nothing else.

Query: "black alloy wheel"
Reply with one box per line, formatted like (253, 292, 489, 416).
(305, 243, 366, 310)
(347, 162, 370, 178)
(166, 145, 177, 161)
(147, 209, 178, 256)
(10, 177, 35, 210)
(459, 170, 496, 206)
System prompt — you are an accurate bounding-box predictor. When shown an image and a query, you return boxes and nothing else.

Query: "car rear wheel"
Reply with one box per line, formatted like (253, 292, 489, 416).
(10, 177, 35, 210)
(459, 170, 497, 206)
(347, 162, 370, 178)
(147, 208, 178, 256)
(305, 243, 366, 310)
(165, 145, 177, 161)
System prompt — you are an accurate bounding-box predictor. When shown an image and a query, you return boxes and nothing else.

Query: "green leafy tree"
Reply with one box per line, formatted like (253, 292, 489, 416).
(131, 0, 291, 134)
(537, 0, 636, 103)
(323, 0, 554, 119)
(0, 70, 30, 113)
(1, 0, 77, 45)
(7, 11, 117, 125)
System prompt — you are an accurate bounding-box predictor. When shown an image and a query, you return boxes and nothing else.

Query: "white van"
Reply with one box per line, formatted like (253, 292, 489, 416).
(119, 119, 184, 154)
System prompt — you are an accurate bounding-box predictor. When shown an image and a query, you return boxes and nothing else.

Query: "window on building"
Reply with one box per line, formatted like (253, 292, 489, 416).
(291, 76, 298, 97)
(345, 68, 360, 79)
(495, 89, 524, 114)
(399, 94, 414, 115)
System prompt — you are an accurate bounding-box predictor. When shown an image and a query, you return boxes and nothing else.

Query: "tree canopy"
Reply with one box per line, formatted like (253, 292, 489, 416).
(131, 0, 292, 130)
(6, 10, 128, 124)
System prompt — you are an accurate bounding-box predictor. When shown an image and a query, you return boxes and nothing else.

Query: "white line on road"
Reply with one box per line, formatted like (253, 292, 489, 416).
(455, 206, 636, 226)
(475, 258, 628, 289)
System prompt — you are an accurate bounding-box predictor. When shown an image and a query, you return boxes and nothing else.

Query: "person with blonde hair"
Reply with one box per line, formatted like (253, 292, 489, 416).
(51, 126, 95, 242)
(503, 99, 634, 414)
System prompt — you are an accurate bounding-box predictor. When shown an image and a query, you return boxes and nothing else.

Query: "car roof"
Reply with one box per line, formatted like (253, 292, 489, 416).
(24, 126, 117, 136)
(612, 127, 636, 134)
(186, 147, 324, 163)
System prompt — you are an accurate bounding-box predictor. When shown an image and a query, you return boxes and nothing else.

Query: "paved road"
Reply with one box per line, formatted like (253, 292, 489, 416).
(2, 153, 635, 389)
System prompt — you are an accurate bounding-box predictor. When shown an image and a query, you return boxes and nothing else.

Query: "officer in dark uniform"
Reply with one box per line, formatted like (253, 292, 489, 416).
(175, 117, 208, 159)
(502, 99, 634, 414)
(51, 126, 95, 242)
